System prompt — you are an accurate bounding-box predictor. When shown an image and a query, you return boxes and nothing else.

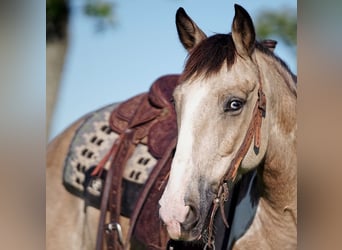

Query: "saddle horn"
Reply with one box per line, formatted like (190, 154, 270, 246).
(261, 39, 278, 52)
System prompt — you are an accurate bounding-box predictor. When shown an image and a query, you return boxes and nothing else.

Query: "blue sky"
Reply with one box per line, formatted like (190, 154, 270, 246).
(49, 0, 296, 140)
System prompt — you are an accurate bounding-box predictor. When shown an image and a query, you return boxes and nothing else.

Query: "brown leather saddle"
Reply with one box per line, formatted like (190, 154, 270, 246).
(94, 74, 179, 250)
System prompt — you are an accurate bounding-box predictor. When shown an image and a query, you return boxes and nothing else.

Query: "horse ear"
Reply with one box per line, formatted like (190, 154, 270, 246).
(231, 4, 256, 57)
(176, 7, 207, 52)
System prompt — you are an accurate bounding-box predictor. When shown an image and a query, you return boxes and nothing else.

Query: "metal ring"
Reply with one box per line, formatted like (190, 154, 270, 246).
(203, 242, 215, 250)
(105, 222, 124, 246)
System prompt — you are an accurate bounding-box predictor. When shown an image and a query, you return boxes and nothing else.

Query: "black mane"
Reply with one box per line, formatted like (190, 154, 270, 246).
(181, 33, 297, 84)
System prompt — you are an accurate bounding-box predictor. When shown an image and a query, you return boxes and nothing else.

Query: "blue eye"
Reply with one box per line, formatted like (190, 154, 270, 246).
(224, 98, 245, 112)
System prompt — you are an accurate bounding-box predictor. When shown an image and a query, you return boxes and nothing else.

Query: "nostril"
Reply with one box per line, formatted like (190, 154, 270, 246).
(181, 205, 199, 231)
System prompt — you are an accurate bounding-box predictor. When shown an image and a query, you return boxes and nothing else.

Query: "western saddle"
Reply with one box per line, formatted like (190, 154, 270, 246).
(94, 74, 179, 250)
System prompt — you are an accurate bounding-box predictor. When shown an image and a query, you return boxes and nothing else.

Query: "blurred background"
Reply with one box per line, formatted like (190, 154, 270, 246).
(47, 0, 297, 141)
(2, 0, 342, 249)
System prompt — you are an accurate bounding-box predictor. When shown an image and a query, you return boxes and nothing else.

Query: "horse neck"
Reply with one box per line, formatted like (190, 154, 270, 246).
(256, 51, 297, 214)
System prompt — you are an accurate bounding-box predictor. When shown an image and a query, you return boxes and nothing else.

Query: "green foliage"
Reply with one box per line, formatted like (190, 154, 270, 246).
(47, 0, 68, 21)
(83, 1, 115, 31)
(256, 8, 297, 47)
(84, 1, 113, 17)
(47, 0, 115, 38)
(46, 0, 68, 40)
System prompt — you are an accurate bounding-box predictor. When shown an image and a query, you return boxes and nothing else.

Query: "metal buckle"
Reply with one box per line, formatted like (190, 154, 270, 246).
(105, 222, 124, 246)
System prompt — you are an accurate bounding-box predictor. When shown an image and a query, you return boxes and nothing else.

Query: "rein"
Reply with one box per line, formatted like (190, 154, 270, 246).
(206, 84, 266, 249)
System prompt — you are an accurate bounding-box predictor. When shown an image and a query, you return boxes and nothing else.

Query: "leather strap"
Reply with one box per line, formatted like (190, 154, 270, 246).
(224, 87, 266, 182)
(124, 137, 177, 249)
(107, 130, 136, 250)
(95, 96, 147, 250)
(206, 85, 266, 248)
(95, 104, 177, 249)
(94, 75, 180, 249)
(95, 153, 115, 250)
(95, 131, 134, 250)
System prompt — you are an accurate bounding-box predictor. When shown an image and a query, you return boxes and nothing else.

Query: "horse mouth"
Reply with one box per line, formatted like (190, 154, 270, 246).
(179, 210, 212, 242)
(179, 191, 218, 242)
(180, 224, 203, 241)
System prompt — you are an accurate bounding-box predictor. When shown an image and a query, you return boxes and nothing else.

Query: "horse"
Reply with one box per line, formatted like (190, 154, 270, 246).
(159, 4, 297, 249)
(47, 4, 297, 250)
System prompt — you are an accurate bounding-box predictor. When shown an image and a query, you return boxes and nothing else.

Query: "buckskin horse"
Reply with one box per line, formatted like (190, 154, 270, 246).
(47, 4, 296, 250)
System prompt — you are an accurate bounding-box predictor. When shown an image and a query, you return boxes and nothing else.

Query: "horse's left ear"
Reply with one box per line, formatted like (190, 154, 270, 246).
(231, 4, 256, 58)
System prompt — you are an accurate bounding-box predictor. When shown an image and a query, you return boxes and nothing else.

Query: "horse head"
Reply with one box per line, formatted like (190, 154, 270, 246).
(159, 4, 295, 242)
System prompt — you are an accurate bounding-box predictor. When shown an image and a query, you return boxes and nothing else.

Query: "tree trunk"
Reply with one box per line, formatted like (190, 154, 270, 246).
(46, 37, 68, 139)
(46, 0, 69, 139)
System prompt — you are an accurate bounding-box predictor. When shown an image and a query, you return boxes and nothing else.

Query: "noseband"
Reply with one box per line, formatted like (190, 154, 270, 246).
(206, 82, 266, 249)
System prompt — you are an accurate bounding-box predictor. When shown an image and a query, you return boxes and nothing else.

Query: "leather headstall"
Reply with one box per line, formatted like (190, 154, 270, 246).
(206, 82, 266, 249)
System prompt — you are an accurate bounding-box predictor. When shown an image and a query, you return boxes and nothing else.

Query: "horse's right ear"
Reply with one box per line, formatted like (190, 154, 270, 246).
(231, 4, 256, 58)
(176, 8, 207, 52)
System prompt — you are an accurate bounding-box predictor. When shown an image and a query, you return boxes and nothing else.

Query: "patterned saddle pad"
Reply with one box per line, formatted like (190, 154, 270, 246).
(62, 103, 159, 216)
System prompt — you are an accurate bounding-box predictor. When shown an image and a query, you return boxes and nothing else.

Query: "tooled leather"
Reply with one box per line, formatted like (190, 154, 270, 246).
(148, 117, 177, 159)
(96, 75, 180, 250)
(148, 75, 179, 108)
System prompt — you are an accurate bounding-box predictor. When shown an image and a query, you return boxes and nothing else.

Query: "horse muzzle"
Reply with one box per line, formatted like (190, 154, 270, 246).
(159, 200, 204, 241)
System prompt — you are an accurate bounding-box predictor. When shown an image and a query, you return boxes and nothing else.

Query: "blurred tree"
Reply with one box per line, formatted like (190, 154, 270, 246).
(46, 0, 114, 139)
(46, 0, 68, 139)
(255, 8, 297, 47)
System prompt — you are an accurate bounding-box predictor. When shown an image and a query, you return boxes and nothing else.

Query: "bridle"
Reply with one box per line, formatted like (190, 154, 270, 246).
(205, 80, 266, 249)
